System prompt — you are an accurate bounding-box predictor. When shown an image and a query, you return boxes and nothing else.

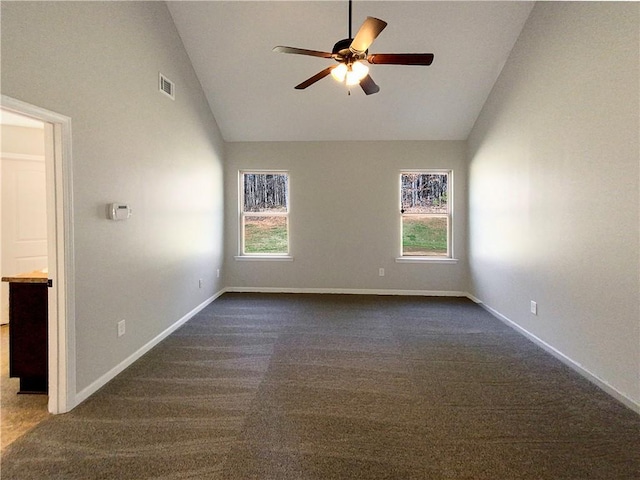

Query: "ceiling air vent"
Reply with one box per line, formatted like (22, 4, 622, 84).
(159, 73, 175, 100)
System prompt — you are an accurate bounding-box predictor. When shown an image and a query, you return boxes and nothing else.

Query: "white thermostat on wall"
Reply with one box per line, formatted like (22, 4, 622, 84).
(108, 203, 132, 220)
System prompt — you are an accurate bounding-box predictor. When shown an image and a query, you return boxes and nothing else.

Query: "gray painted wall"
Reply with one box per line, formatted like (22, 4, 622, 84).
(225, 141, 468, 293)
(468, 2, 639, 405)
(1, 2, 225, 393)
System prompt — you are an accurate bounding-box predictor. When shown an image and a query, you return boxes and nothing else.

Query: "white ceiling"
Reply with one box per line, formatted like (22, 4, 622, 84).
(167, 1, 533, 142)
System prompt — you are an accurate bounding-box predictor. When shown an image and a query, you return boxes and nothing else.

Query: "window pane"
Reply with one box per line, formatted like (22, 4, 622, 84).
(402, 216, 448, 256)
(243, 216, 288, 254)
(401, 173, 448, 214)
(243, 173, 288, 213)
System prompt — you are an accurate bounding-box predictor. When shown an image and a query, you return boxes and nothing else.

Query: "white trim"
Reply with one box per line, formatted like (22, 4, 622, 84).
(465, 293, 483, 304)
(395, 257, 458, 264)
(53, 116, 76, 413)
(475, 298, 640, 415)
(75, 290, 223, 406)
(1, 96, 75, 414)
(234, 255, 294, 262)
(224, 286, 468, 297)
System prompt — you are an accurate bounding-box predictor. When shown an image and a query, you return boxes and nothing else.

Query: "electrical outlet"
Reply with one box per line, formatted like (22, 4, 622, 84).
(379, 268, 385, 277)
(530, 301, 537, 316)
(216, 269, 220, 278)
(198, 279, 203, 288)
(117, 319, 126, 337)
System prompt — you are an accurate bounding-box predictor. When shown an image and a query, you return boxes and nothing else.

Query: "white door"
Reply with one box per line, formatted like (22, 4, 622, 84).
(1, 155, 48, 323)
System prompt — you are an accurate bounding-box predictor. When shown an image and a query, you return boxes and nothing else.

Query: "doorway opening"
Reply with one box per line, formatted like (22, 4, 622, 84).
(0, 110, 49, 449)
(0, 96, 75, 426)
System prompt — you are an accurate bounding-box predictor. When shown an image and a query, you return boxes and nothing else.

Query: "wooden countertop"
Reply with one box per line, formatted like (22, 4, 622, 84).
(2, 270, 49, 284)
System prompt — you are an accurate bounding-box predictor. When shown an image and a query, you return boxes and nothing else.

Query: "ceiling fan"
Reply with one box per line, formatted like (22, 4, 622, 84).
(273, 0, 434, 95)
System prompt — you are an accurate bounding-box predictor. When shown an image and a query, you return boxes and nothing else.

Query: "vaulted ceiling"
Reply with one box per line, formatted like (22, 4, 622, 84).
(167, 1, 533, 142)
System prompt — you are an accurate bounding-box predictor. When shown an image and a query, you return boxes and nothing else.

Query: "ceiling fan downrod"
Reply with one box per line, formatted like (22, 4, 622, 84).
(348, 0, 353, 39)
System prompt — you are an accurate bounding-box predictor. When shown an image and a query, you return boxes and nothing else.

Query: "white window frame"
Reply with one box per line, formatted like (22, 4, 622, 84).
(396, 170, 457, 264)
(236, 170, 292, 261)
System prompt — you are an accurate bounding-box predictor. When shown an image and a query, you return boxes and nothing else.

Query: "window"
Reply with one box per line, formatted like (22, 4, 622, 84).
(400, 171, 451, 257)
(240, 171, 289, 255)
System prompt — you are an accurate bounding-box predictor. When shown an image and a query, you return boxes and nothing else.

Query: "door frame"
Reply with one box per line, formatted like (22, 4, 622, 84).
(1, 95, 76, 413)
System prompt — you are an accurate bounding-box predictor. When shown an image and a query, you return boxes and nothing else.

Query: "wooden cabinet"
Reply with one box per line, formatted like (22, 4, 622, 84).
(2, 271, 48, 394)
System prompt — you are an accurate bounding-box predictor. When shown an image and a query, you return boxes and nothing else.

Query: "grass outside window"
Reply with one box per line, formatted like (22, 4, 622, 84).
(402, 216, 448, 256)
(243, 216, 288, 254)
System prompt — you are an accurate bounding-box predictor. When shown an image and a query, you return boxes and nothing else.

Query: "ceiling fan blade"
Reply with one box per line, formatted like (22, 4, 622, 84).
(367, 53, 434, 66)
(295, 66, 335, 90)
(273, 46, 333, 59)
(359, 74, 380, 95)
(350, 17, 387, 54)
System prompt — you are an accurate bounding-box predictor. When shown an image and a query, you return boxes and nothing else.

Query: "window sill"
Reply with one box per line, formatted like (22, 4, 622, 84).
(395, 257, 458, 264)
(234, 255, 294, 262)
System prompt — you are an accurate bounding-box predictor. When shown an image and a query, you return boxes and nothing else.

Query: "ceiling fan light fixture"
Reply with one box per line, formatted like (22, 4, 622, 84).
(331, 63, 348, 82)
(345, 61, 369, 85)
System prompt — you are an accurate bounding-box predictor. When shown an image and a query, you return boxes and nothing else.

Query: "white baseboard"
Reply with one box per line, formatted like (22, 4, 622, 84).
(465, 293, 483, 304)
(223, 286, 469, 297)
(475, 299, 640, 415)
(74, 290, 224, 407)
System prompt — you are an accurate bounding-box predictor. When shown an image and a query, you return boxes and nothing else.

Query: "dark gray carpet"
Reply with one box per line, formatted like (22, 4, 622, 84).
(2, 293, 639, 479)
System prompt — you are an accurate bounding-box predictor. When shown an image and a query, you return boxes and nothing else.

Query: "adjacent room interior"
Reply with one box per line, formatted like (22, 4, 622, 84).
(0, 110, 50, 450)
(1, 0, 638, 477)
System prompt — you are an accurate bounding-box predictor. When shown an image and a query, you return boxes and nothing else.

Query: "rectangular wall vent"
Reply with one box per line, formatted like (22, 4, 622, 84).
(159, 73, 175, 100)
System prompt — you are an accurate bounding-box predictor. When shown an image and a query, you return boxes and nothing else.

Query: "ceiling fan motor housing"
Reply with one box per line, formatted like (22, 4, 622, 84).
(332, 38, 366, 62)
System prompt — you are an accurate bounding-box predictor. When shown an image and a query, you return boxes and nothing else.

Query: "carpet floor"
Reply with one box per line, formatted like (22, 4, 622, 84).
(1, 293, 639, 479)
